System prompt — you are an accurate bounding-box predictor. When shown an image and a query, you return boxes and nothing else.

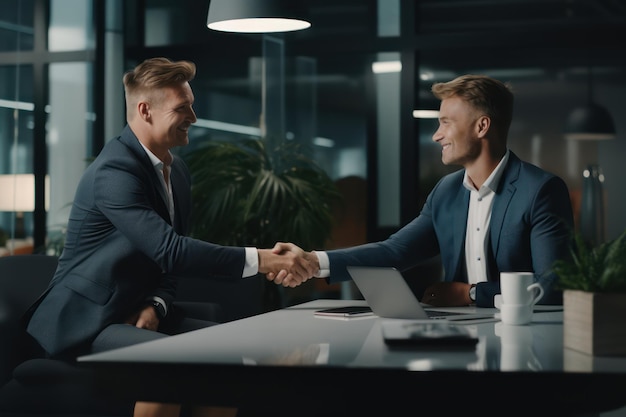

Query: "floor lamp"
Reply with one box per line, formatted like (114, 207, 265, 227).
(564, 67, 616, 247)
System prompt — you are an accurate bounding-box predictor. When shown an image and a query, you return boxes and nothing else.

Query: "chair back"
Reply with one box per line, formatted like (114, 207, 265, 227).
(0, 254, 58, 385)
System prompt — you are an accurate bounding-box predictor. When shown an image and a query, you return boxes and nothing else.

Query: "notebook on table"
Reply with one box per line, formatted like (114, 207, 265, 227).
(336, 266, 495, 321)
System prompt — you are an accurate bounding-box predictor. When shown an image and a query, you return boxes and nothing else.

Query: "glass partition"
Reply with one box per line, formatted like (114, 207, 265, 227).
(47, 62, 94, 243)
(0, 0, 34, 52)
(0, 64, 35, 253)
(49, 0, 95, 51)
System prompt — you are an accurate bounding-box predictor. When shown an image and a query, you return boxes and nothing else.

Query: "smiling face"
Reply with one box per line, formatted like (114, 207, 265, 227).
(432, 95, 486, 167)
(147, 82, 197, 151)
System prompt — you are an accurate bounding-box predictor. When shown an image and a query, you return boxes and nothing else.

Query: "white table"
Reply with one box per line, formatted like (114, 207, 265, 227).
(78, 299, 626, 416)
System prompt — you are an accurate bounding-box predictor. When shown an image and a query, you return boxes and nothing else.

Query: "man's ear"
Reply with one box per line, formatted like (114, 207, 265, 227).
(476, 115, 491, 137)
(137, 101, 151, 122)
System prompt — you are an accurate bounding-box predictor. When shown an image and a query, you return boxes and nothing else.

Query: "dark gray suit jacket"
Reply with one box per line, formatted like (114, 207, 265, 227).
(26, 125, 245, 357)
(326, 151, 574, 307)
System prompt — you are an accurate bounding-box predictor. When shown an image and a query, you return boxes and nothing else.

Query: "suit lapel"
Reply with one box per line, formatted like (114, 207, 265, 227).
(490, 153, 521, 261)
(119, 125, 172, 225)
(169, 155, 194, 235)
(170, 162, 186, 233)
(451, 181, 471, 281)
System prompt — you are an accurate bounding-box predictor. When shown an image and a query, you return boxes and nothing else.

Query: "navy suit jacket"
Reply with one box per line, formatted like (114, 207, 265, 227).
(326, 151, 574, 307)
(26, 125, 246, 357)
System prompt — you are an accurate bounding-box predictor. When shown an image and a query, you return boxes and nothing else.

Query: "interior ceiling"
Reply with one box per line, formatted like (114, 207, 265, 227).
(417, 0, 626, 32)
(194, 0, 626, 114)
(299, 0, 626, 111)
(295, 0, 626, 37)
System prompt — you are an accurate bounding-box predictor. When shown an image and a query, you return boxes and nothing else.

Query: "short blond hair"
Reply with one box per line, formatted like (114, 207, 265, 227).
(123, 57, 196, 119)
(432, 74, 514, 139)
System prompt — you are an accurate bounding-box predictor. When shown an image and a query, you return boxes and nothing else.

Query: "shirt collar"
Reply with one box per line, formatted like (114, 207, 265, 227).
(139, 142, 172, 170)
(463, 149, 510, 195)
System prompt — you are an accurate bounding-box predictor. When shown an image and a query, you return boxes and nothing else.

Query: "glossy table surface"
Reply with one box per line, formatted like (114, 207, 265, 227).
(78, 299, 626, 416)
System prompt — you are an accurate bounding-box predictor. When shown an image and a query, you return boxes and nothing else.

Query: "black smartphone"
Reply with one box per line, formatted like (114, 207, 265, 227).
(314, 306, 374, 318)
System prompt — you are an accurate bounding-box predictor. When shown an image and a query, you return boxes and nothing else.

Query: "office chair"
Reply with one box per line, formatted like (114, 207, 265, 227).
(0, 254, 133, 416)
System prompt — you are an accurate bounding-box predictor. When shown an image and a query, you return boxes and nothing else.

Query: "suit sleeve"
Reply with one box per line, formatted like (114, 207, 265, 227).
(326, 195, 441, 284)
(527, 175, 574, 305)
(93, 154, 246, 281)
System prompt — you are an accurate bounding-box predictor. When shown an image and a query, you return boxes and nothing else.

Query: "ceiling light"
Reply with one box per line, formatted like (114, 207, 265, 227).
(412, 110, 439, 119)
(313, 137, 335, 148)
(564, 66, 616, 141)
(207, 0, 311, 33)
(564, 103, 616, 141)
(372, 61, 402, 74)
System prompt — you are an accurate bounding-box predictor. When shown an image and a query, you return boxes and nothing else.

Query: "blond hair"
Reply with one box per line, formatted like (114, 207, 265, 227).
(432, 74, 514, 139)
(123, 57, 196, 119)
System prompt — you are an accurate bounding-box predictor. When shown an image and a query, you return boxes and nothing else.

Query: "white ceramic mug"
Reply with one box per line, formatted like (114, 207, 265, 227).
(495, 272, 544, 325)
(499, 272, 544, 306)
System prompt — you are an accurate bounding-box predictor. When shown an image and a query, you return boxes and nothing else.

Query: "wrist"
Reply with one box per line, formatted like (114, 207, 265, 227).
(147, 299, 166, 320)
(306, 251, 321, 276)
(257, 249, 269, 273)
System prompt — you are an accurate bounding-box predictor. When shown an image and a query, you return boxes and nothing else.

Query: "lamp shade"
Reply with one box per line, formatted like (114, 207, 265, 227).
(0, 174, 50, 212)
(207, 0, 311, 33)
(0, 174, 35, 212)
(564, 103, 617, 141)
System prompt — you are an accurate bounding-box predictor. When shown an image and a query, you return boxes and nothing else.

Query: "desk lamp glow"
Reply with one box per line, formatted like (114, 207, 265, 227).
(0, 174, 50, 240)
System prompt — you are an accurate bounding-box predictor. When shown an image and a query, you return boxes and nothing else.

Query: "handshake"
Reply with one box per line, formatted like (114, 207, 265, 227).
(258, 242, 320, 288)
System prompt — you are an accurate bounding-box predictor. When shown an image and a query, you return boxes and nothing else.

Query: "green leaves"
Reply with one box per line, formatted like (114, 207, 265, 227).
(553, 229, 626, 293)
(184, 138, 341, 250)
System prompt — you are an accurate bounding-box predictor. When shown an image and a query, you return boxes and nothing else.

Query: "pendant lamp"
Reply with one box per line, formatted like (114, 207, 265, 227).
(564, 103, 616, 141)
(564, 66, 616, 141)
(207, 0, 311, 33)
(564, 65, 616, 247)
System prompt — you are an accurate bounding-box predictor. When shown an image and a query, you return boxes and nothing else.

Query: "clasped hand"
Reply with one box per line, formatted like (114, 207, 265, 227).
(258, 242, 318, 288)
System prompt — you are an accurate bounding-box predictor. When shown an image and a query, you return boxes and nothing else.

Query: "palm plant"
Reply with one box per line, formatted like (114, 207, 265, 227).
(552, 229, 626, 293)
(183, 137, 341, 310)
(184, 137, 340, 251)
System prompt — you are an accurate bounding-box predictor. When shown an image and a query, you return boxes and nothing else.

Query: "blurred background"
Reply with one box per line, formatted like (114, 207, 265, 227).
(1, 0, 625, 307)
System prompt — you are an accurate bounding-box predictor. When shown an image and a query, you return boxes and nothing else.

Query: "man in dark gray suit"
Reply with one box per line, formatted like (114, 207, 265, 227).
(273, 74, 574, 308)
(26, 57, 313, 417)
(25, 57, 312, 361)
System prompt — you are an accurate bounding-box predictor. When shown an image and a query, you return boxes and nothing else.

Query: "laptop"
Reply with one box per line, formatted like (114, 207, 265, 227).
(345, 266, 495, 321)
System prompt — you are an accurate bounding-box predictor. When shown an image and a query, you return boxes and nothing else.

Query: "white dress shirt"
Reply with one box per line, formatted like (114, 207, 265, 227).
(140, 143, 258, 279)
(463, 150, 509, 284)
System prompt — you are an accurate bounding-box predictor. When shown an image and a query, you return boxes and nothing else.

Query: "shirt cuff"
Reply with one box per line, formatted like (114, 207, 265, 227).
(243, 247, 258, 277)
(313, 250, 330, 277)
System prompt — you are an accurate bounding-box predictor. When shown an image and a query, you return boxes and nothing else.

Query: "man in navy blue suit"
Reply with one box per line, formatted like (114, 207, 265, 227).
(274, 74, 574, 308)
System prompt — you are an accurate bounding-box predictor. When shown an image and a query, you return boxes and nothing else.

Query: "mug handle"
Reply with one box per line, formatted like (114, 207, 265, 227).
(494, 294, 503, 309)
(526, 282, 544, 305)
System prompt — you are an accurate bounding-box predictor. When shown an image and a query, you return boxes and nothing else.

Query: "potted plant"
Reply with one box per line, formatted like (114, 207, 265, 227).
(552, 229, 626, 356)
(182, 137, 341, 311)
